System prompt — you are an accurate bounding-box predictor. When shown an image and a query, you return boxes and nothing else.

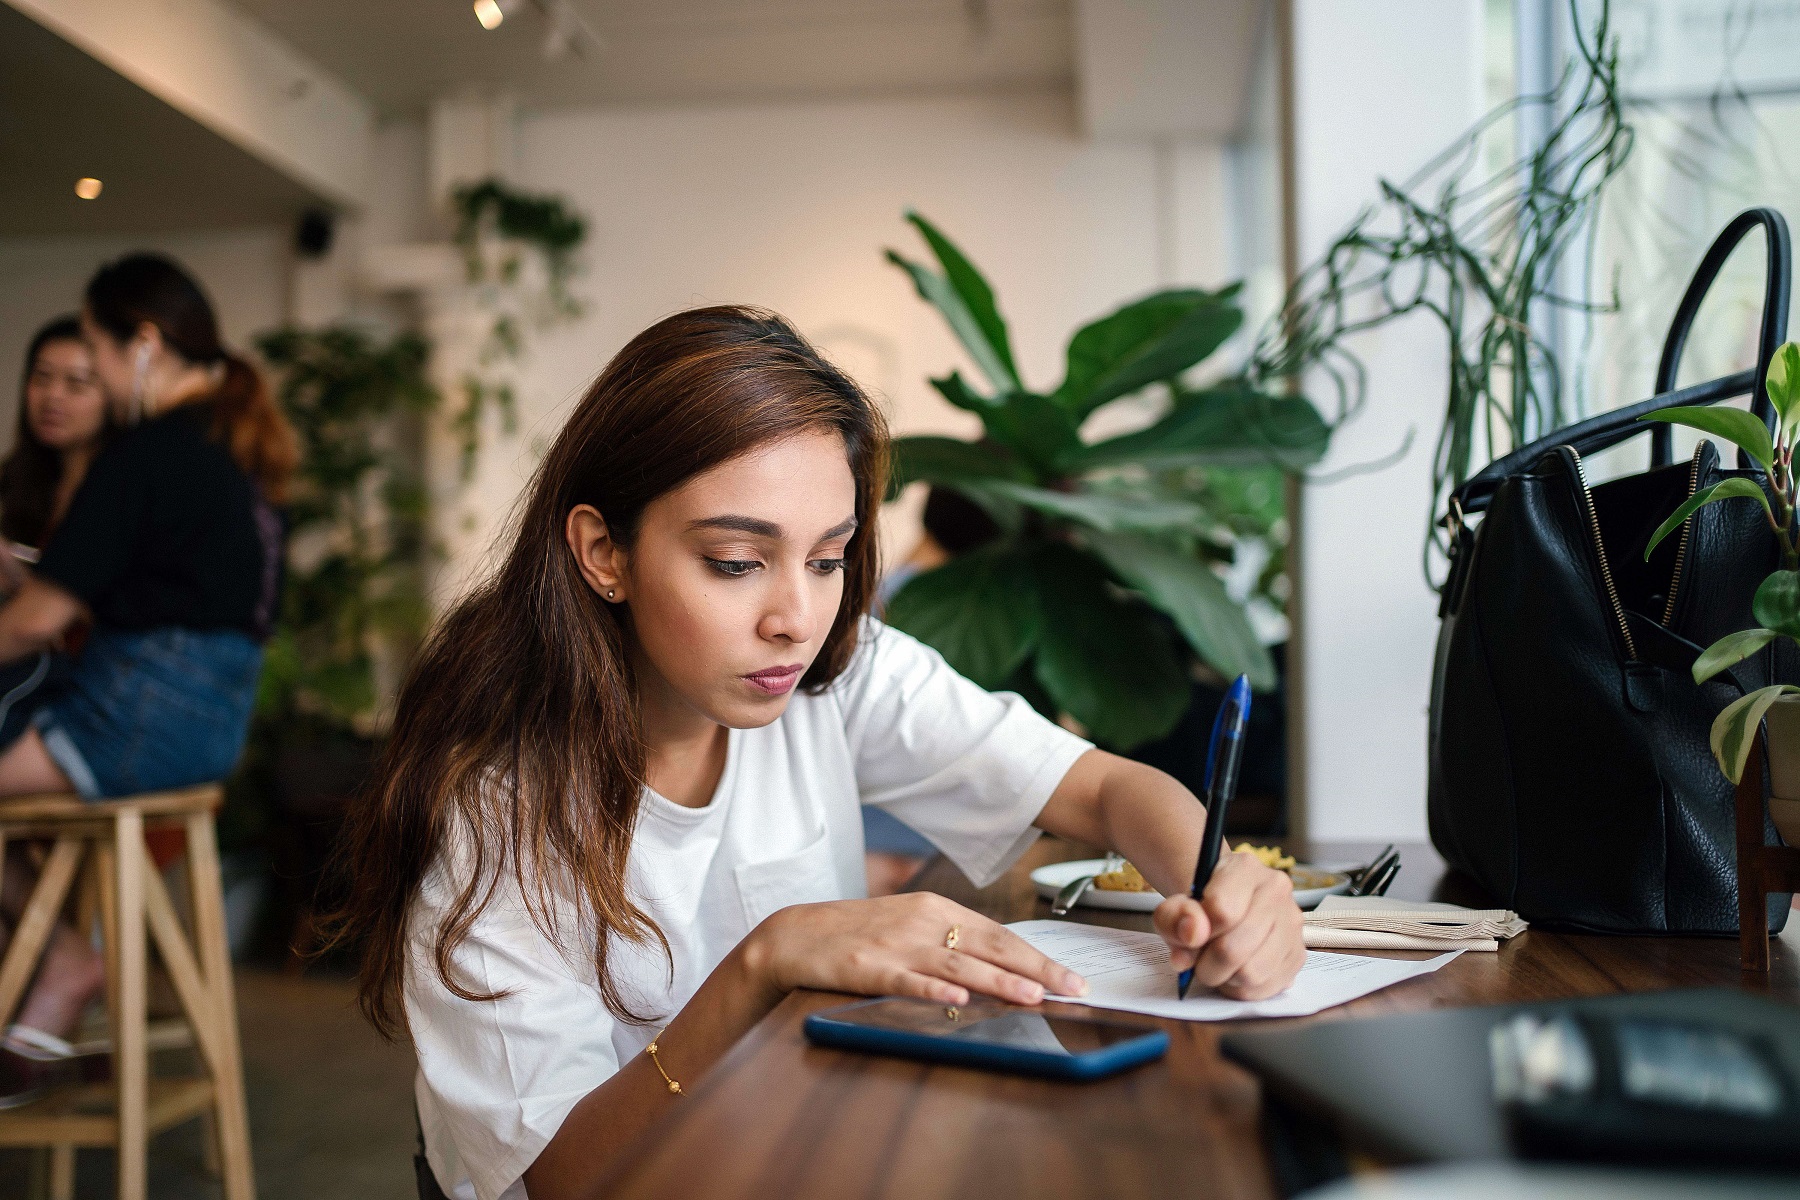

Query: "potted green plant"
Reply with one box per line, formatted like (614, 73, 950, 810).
(883, 212, 1329, 749)
(1641, 341, 1800, 841)
(230, 324, 439, 957)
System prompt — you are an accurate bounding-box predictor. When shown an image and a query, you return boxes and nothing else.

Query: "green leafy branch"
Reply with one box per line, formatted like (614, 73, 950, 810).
(1640, 343, 1800, 782)
(884, 212, 1330, 749)
(450, 178, 588, 478)
(253, 325, 441, 729)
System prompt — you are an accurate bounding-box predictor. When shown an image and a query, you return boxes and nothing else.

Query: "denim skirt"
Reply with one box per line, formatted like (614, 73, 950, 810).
(11, 626, 264, 800)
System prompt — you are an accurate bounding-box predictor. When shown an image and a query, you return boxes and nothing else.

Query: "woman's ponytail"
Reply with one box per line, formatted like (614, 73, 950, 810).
(211, 352, 298, 506)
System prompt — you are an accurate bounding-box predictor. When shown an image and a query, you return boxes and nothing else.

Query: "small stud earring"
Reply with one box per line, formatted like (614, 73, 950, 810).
(606, 589, 617, 600)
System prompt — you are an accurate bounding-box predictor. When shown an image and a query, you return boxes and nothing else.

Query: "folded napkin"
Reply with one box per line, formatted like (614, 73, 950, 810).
(1302, 895, 1527, 952)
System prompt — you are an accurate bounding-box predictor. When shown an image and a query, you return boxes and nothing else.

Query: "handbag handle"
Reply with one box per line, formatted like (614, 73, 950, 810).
(1650, 206, 1791, 467)
(1451, 207, 1791, 518)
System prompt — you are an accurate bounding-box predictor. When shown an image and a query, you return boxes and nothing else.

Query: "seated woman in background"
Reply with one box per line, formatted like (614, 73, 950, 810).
(0, 254, 296, 1106)
(327, 306, 1305, 1200)
(2, 314, 111, 557)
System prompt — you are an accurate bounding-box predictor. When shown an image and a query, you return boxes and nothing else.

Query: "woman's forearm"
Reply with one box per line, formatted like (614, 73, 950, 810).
(0, 577, 81, 663)
(521, 933, 786, 1200)
(1038, 750, 1206, 898)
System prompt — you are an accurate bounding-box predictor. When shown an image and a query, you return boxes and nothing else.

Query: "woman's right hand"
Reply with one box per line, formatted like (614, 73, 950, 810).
(746, 892, 1087, 1007)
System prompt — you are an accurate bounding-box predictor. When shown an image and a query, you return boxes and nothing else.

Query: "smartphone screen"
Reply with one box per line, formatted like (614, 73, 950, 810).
(822, 998, 1153, 1056)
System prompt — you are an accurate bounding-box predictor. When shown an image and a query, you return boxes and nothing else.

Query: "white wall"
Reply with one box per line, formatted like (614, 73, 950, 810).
(1291, 0, 1486, 840)
(0, 226, 290, 447)
(438, 89, 1229, 579)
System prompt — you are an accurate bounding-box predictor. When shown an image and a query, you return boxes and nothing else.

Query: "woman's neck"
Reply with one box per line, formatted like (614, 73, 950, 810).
(149, 364, 217, 416)
(634, 647, 730, 810)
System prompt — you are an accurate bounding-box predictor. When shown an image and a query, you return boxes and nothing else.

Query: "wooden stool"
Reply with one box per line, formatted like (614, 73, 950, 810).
(0, 784, 254, 1200)
(1737, 735, 1800, 973)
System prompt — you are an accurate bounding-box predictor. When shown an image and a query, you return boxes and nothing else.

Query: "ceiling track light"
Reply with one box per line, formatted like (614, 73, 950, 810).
(472, 0, 603, 61)
(74, 177, 103, 200)
(472, 0, 519, 31)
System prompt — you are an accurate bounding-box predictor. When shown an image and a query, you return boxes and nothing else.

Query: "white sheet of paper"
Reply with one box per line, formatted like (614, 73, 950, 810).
(1008, 919, 1462, 1021)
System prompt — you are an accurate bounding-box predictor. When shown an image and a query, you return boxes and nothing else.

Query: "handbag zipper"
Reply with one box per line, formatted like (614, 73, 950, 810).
(1660, 442, 1707, 626)
(1564, 446, 1637, 660)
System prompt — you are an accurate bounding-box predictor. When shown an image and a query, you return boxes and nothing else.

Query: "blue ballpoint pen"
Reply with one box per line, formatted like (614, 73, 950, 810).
(1177, 675, 1251, 1000)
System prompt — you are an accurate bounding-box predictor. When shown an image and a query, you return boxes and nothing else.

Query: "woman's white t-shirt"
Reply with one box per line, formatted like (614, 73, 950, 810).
(405, 620, 1093, 1200)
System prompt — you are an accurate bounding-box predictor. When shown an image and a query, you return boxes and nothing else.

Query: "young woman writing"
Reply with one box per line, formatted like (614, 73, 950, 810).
(329, 307, 1305, 1200)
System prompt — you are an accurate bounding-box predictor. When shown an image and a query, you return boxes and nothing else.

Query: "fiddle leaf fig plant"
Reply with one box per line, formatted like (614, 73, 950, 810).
(883, 211, 1330, 749)
(1641, 341, 1800, 782)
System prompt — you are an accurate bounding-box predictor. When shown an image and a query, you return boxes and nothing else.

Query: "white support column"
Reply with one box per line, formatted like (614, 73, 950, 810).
(362, 95, 523, 608)
(1289, 0, 1487, 840)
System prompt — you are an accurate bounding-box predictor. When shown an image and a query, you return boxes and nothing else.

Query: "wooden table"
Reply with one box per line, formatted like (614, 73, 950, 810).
(593, 839, 1800, 1199)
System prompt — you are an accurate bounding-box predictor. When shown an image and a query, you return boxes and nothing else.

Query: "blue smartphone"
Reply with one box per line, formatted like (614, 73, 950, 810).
(803, 997, 1168, 1081)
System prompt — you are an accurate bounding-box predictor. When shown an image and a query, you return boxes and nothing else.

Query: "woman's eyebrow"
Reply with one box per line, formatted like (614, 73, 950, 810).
(689, 515, 782, 537)
(686, 514, 859, 541)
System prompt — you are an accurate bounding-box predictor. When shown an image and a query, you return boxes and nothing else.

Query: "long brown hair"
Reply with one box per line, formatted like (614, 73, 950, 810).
(1, 315, 110, 547)
(330, 306, 889, 1039)
(84, 253, 298, 504)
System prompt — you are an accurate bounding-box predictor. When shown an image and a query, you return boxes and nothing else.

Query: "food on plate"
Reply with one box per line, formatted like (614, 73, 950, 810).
(1092, 861, 1152, 892)
(1234, 843, 1296, 872)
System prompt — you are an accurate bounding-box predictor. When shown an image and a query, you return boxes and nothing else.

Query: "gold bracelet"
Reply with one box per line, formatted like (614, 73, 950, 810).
(645, 1029, 685, 1096)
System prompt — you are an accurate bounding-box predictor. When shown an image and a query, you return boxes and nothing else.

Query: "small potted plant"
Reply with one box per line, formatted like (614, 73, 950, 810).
(1642, 341, 1800, 841)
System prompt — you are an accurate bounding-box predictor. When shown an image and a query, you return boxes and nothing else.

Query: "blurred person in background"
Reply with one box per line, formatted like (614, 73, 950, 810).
(1, 314, 111, 560)
(0, 254, 297, 1107)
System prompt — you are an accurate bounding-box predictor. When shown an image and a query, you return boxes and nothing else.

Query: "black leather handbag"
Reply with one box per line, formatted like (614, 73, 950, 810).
(1428, 207, 1797, 935)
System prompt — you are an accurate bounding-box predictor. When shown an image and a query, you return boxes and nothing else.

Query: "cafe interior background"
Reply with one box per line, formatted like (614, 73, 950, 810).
(2, 0, 1799, 1195)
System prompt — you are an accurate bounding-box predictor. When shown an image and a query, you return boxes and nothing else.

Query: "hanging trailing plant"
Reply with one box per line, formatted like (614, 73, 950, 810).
(449, 177, 589, 477)
(1249, 0, 1632, 580)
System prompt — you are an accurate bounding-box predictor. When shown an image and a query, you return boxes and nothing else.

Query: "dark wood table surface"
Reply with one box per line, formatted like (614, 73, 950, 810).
(594, 839, 1800, 1199)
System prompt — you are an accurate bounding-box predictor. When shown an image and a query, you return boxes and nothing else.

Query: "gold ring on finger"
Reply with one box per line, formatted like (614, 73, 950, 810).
(945, 924, 961, 951)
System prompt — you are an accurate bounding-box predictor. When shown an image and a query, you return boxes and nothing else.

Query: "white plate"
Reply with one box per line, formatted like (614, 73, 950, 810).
(1030, 858, 1355, 913)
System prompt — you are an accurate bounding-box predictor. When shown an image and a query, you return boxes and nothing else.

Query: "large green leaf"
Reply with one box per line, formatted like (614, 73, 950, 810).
(1054, 290, 1243, 418)
(887, 213, 1021, 393)
(1069, 382, 1331, 472)
(1693, 627, 1778, 684)
(1754, 570, 1800, 639)
(1084, 531, 1275, 690)
(907, 212, 1020, 388)
(889, 436, 1031, 494)
(973, 481, 1206, 533)
(1713, 684, 1800, 783)
(929, 371, 997, 414)
(1643, 478, 1772, 559)
(1767, 342, 1800, 435)
(1029, 544, 1190, 748)
(884, 548, 1041, 690)
(976, 393, 1082, 476)
(1641, 407, 1774, 470)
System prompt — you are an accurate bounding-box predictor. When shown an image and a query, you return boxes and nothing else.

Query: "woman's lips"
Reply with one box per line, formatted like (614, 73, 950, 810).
(742, 664, 803, 696)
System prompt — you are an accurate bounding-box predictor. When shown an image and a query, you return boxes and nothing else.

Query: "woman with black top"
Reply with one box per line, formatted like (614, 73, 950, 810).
(0, 254, 296, 1106)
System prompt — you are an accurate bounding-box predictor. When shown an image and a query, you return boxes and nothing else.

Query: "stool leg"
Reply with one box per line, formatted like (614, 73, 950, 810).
(113, 810, 147, 1200)
(0, 836, 85, 1027)
(49, 1143, 75, 1200)
(186, 811, 255, 1200)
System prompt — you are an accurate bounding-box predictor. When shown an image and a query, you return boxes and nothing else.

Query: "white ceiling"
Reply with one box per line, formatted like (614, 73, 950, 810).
(0, 1, 325, 236)
(223, 0, 1075, 117)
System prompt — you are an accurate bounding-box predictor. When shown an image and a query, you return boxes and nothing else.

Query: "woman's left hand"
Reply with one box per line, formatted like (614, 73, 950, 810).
(1151, 849, 1305, 1000)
